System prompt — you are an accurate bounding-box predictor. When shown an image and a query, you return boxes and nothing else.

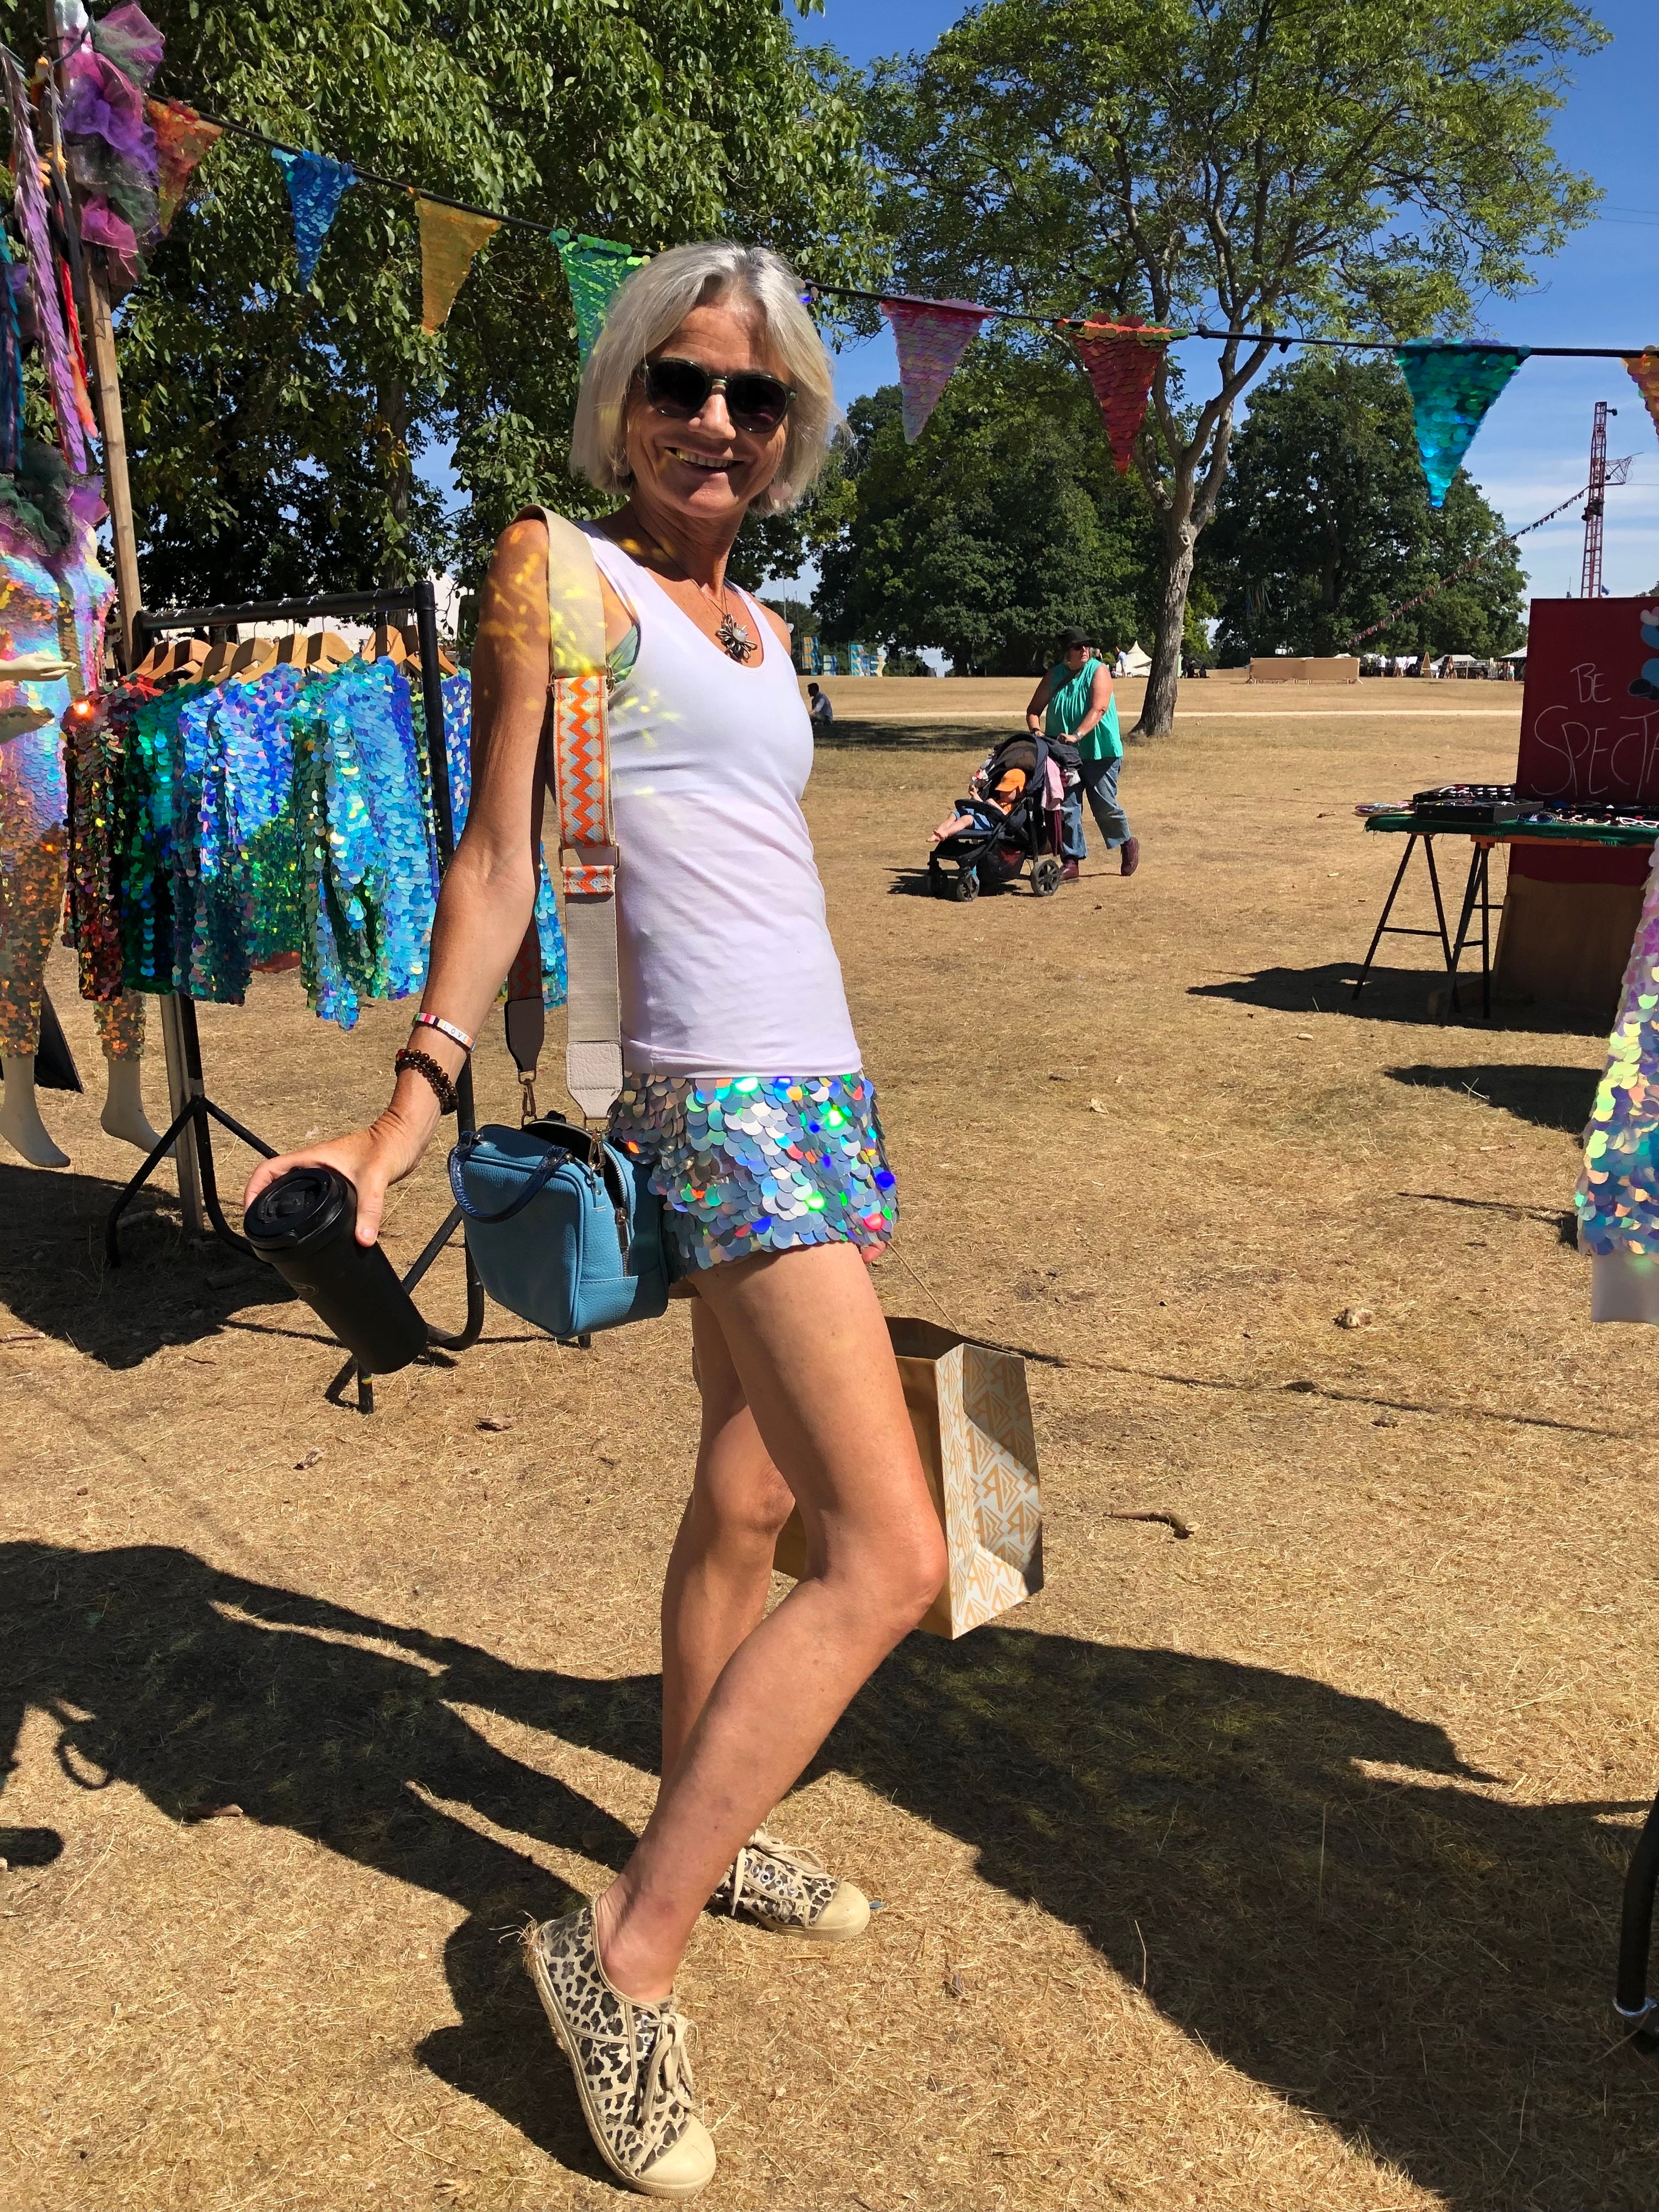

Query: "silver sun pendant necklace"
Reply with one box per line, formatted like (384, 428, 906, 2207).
(699, 580, 757, 662)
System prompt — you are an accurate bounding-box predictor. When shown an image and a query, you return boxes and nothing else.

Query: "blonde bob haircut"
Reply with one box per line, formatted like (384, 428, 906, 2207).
(570, 241, 838, 514)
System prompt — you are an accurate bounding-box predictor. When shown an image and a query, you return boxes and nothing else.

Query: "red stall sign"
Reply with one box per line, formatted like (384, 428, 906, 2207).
(1517, 597, 1659, 804)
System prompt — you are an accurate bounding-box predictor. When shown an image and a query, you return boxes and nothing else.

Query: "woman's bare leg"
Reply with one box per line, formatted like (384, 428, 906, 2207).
(659, 1298, 795, 1781)
(594, 1242, 944, 2000)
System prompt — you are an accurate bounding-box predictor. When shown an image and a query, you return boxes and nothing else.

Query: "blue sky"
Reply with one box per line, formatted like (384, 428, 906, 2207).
(800, 0, 1659, 601)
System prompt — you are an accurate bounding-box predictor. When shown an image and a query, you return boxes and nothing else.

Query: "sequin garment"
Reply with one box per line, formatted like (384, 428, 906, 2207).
(1577, 841, 1659, 1256)
(608, 1072, 897, 1273)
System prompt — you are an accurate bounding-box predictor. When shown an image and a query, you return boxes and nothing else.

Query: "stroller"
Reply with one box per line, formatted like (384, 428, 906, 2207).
(927, 733, 1066, 902)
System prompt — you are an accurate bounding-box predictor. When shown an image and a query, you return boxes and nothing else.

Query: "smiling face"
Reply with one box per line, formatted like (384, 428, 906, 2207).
(622, 296, 792, 538)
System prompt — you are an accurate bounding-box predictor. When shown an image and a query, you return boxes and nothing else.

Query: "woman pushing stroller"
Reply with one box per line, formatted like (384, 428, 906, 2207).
(1027, 625, 1141, 879)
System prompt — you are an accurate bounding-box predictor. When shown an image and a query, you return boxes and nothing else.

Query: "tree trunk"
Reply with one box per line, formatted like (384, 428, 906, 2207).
(1135, 516, 1196, 738)
(375, 375, 412, 534)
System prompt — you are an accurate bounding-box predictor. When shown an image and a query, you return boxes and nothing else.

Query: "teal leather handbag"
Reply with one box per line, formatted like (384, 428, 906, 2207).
(449, 1117, 670, 1342)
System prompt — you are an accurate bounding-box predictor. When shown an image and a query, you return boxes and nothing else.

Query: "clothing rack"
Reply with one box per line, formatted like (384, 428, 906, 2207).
(103, 578, 485, 1408)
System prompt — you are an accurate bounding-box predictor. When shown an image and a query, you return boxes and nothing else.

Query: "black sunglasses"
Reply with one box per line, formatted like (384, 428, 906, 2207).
(638, 355, 795, 434)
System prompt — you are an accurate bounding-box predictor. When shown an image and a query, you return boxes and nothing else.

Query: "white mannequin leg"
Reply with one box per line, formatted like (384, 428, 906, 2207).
(0, 1053, 70, 1167)
(99, 1049, 160, 1151)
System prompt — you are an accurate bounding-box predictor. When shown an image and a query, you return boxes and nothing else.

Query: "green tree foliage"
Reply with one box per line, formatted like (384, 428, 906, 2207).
(866, 0, 1602, 730)
(0, 0, 882, 603)
(815, 348, 1161, 674)
(1203, 355, 1526, 661)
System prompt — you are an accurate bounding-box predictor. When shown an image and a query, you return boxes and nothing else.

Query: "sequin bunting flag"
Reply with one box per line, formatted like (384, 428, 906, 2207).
(1070, 319, 1171, 474)
(880, 297, 991, 443)
(0, 227, 24, 475)
(148, 98, 222, 232)
(1627, 351, 1659, 448)
(272, 148, 355, 287)
(417, 196, 500, 332)
(552, 230, 650, 361)
(1395, 343, 1529, 509)
(2, 58, 90, 474)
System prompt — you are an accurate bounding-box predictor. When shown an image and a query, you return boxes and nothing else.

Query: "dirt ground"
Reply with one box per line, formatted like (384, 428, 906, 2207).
(4, 673, 1658, 2212)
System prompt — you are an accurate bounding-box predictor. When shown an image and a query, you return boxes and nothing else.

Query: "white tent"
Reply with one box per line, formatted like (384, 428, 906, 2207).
(1118, 642, 1153, 676)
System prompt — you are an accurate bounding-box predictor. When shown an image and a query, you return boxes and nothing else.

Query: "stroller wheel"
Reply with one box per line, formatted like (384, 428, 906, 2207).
(950, 866, 979, 904)
(1031, 856, 1063, 898)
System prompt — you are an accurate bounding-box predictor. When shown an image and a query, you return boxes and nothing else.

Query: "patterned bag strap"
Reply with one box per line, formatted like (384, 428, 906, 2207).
(532, 506, 620, 1124)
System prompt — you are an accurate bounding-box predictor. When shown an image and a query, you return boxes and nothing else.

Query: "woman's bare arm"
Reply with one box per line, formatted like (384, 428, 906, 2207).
(1025, 671, 1053, 731)
(242, 515, 555, 1242)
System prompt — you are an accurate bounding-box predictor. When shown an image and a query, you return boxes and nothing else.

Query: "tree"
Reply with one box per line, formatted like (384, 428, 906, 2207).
(1202, 354, 1526, 660)
(0, 0, 882, 603)
(866, 0, 1602, 732)
(815, 348, 1163, 673)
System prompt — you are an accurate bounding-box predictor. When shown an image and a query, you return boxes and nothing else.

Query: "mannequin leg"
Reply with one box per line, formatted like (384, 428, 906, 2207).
(96, 994, 158, 1150)
(0, 831, 70, 1168)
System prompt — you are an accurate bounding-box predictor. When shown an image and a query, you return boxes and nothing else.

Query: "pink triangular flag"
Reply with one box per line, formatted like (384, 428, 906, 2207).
(881, 296, 991, 443)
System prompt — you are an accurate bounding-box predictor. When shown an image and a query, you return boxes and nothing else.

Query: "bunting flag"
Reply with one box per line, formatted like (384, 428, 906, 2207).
(0, 227, 22, 475)
(148, 98, 223, 232)
(1070, 318, 1171, 473)
(2, 57, 89, 474)
(272, 148, 354, 287)
(880, 296, 991, 442)
(1627, 351, 1659, 447)
(417, 196, 500, 332)
(553, 230, 650, 360)
(1395, 343, 1530, 508)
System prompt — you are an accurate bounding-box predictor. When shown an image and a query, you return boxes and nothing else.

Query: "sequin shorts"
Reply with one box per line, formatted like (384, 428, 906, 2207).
(607, 1071, 898, 1274)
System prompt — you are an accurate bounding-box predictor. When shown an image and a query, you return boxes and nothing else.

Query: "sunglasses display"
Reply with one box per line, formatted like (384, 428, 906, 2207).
(639, 356, 795, 433)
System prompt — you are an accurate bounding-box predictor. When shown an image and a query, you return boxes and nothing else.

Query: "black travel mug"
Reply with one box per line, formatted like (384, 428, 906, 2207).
(244, 1165, 428, 1375)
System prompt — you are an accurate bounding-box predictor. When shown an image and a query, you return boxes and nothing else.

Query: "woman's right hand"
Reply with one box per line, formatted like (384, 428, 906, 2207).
(242, 1101, 435, 1247)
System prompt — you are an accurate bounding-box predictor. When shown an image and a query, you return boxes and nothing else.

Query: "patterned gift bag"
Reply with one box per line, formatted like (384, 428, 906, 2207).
(775, 1317, 1043, 1638)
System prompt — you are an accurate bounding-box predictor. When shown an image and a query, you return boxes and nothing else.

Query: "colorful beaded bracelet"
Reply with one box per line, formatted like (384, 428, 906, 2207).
(413, 1010, 475, 1053)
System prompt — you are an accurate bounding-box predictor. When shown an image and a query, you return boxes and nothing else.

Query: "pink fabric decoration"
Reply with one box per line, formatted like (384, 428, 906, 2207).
(76, 196, 141, 292)
(1071, 318, 1171, 474)
(3, 58, 89, 475)
(91, 4, 165, 91)
(880, 296, 991, 443)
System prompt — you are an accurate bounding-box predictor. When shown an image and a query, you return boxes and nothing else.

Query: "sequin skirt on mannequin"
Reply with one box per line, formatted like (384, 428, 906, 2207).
(0, 517, 143, 1060)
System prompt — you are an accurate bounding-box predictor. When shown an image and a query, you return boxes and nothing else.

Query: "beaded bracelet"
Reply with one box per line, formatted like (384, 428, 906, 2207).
(394, 1046, 459, 1116)
(413, 1010, 475, 1054)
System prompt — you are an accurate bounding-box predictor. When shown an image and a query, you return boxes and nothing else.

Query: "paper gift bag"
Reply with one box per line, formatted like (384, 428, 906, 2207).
(774, 1317, 1043, 1637)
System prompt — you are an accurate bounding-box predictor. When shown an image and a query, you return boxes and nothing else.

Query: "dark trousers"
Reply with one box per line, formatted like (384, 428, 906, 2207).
(1060, 753, 1132, 857)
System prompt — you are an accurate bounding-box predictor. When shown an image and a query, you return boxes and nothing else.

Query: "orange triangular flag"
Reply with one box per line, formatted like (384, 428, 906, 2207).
(417, 196, 500, 332)
(1628, 351, 1659, 446)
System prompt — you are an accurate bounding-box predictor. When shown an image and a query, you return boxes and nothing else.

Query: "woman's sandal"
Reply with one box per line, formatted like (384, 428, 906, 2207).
(523, 1905, 716, 2200)
(709, 1827, 871, 1942)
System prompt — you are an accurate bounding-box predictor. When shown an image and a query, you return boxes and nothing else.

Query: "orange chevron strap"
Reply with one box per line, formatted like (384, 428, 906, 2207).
(552, 670, 613, 895)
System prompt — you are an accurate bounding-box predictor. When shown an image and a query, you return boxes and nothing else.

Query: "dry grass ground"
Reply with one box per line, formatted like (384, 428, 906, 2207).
(3, 673, 1657, 2212)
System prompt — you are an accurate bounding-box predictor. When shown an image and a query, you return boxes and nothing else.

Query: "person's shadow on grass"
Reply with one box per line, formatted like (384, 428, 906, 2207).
(1, 1538, 1651, 2208)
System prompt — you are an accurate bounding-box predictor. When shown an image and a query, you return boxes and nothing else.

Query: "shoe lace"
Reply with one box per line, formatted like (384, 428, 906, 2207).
(636, 2003, 697, 2153)
(725, 1827, 827, 1917)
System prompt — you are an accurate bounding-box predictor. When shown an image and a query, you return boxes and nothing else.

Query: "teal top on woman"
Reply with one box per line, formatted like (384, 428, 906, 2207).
(1043, 657, 1121, 761)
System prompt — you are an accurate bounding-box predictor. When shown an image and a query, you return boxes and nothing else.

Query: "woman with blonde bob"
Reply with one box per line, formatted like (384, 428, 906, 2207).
(244, 242, 945, 2200)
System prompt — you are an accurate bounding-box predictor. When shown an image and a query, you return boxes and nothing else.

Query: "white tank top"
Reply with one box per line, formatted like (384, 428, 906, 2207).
(582, 528, 862, 1079)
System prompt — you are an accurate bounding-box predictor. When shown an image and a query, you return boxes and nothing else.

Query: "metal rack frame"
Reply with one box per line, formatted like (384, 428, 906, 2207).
(103, 578, 484, 1405)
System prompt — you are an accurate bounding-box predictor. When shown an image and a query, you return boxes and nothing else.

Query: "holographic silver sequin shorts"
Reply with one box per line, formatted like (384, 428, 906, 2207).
(607, 1071, 899, 1274)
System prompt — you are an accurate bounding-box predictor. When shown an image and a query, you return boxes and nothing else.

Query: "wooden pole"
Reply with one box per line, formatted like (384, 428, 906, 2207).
(81, 252, 206, 1231)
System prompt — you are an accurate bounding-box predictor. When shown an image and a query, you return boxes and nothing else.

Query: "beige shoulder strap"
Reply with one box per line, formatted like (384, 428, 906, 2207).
(533, 507, 622, 1122)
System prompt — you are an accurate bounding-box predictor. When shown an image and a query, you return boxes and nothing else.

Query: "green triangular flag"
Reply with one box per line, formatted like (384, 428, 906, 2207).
(553, 230, 650, 360)
(1394, 343, 1529, 508)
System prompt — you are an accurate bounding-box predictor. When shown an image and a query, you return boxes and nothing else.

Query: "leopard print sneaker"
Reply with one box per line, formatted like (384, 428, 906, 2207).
(709, 1827, 871, 1942)
(523, 1905, 716, 2200)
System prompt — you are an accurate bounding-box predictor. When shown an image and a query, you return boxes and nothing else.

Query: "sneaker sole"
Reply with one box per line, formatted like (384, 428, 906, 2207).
(524, 1930, 713, 2202)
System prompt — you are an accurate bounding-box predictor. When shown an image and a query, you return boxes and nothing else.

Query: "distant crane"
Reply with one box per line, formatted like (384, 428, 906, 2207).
(1579, 401, 1634, 597)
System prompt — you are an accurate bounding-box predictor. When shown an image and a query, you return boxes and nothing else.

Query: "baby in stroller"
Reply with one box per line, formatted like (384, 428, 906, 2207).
(927, 733, 1070, 901)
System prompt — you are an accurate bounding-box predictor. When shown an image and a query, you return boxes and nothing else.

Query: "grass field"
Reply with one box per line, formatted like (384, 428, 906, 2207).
(4, 674, 1658, 2211)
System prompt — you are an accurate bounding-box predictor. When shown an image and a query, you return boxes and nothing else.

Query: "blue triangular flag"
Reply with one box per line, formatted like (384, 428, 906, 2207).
(272, 148, 355, 287)
(1395, 343, 1530, 507)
